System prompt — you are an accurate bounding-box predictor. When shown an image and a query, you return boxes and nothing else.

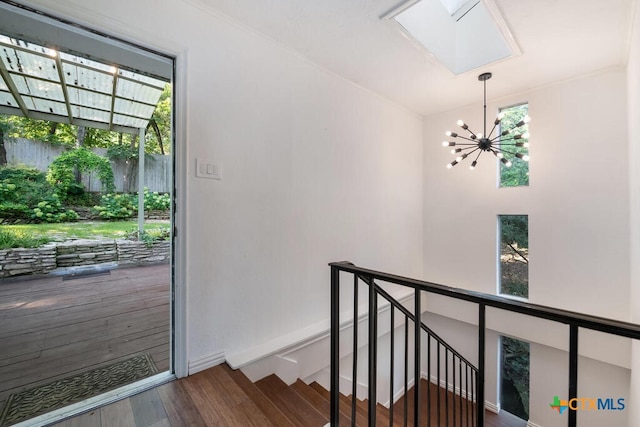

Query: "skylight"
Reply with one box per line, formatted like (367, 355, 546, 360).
(384, 0, 519, 75)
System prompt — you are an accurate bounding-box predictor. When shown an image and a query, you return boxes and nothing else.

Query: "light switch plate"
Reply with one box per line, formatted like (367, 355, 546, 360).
(196, 158, 221, 180)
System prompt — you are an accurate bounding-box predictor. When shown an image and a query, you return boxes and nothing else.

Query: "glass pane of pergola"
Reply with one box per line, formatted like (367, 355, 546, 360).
(0, 33, 167, 133)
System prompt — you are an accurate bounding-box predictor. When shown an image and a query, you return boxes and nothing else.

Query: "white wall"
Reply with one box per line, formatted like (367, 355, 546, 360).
(423, 69, 629, 320)
(422, 70, 631, 425)
(628, 2, 640, 426)
(17, 0, 424, 371)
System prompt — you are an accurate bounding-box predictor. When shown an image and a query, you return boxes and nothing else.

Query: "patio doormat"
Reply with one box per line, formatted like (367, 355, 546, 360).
(0, 353, 157, 426)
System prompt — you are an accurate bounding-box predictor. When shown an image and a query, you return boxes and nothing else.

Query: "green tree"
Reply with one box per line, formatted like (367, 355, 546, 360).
(145, 83, 171, 155)
(500, 215, 528, 264)
(499, 104, 529, 187)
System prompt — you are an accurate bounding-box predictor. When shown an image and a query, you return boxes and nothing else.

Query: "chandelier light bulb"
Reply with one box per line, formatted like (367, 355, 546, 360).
(523, 116, 531, 124)
(524, 142, 530, 148)
(477, 133, 483, 139)
(456, 119, 465, 127)
(446, 131, 458, 138)
(442, 141, 452, 147)
(497, 152, 504, 159)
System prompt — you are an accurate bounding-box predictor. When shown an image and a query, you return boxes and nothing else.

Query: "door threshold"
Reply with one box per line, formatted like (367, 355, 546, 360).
(11, 371, 176, 427)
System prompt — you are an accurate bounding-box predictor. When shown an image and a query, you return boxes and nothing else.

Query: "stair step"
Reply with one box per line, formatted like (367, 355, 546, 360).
(291, 380, 351, 426)
(256, 374, 329, 426)
(222, 365, 294, 427)
(180, 364, 273, 425)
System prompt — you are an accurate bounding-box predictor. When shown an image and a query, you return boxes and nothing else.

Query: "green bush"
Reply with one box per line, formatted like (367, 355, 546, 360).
(0, 229, 51, 249)
(133, 188, 170, 211)
(93, 193, 136, 220)
(128, 227, 170, 247)
(0, 166, 55, 219)
(47, 147, 115, 202)
(30, 195, 79, 223)
(0, 202, 30, 218)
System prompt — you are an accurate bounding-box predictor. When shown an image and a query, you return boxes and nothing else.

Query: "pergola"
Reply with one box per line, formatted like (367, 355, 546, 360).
(0, 26, 169, 234)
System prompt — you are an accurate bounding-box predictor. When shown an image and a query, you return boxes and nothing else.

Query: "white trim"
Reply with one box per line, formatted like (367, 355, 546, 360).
(188, 350, 226, 375)
(526, 421, 543, 427)
(485, 400, 500, 414)
(172, 48, 190, 379)
(227, 292, 414, 369)
(11, 372, 174, 427)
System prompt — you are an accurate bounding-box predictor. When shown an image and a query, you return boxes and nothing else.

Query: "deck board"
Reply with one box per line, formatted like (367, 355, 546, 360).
(0, 264, 171, 412)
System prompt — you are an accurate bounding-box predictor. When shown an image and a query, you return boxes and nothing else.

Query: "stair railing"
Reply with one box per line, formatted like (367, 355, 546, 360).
(330, 261, 640, 427)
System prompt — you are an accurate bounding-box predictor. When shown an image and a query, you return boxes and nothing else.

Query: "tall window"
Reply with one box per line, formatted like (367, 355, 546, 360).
(499, 103, 529, 187)
(499, 215, 528, 298)
(500, 336, 530, 421)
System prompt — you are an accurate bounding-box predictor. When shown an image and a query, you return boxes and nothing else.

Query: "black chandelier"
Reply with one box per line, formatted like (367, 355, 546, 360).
(442, 72, 529, 170)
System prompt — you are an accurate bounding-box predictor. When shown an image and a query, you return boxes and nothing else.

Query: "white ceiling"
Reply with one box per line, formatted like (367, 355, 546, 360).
(194, 0, 637, 117)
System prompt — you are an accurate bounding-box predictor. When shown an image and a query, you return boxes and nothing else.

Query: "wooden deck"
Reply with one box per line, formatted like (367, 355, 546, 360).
(0, 264, 171, 413)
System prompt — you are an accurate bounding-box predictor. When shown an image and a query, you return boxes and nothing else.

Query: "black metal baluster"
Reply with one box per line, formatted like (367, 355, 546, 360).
(351, 275, 358, 426)
(477, 304, 485, 427)
(404, 319, 408, 427)
(368, 277, 377, 426)
(389, 307, 394, 427)
(568, 325, 579, 427)
(437, 342, 441, 427)
(414, 289, 421, 427)
(465, 365, 469, 427)
(459, 360, 463, 427)
(427, 334, 431, 427)
(330, 266, 340, 427)
(445, 348, 449, 426)
(453, 354, 456, 427)
(471, 371, 475, 427)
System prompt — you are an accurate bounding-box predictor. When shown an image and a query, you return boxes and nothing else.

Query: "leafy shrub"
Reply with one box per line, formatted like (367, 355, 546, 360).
(132, 188, 170, 211)
(47, 147, 115, 202)
(93, 193, 136, 220)
(0, 202, 30, 218)
(0, 166, 55, 219)
(0, 228, 51, 249)
(30, 195, 79, 223)
(127, 227, 170, 247)
(0, 165, 46, 183)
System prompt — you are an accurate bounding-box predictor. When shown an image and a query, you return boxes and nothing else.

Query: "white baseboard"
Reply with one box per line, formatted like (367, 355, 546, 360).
(485, 400, 499, 414)
(188, 350, 225, 375)
(526, 421, 542, 427)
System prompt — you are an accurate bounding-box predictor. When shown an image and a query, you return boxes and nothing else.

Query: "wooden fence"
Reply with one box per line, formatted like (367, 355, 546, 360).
(4, 138, 171, 193)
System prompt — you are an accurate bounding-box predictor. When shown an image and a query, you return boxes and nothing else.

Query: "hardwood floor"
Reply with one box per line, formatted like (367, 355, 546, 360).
(51, 364, 526, 427)
(0, 264, 171, 414)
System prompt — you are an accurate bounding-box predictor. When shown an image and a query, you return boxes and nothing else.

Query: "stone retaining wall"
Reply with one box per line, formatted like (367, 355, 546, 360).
(56, 240, 118, 267)
(0, 244, 57, 277)
(0, 239, 169, 278)
(118, 240, 170, 265)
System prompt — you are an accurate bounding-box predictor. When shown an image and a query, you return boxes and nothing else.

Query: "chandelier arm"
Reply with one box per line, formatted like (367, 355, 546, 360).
(454, 135, 482, 143)
(487, 122, 499, 140)
(496, 148, 519, 156)
(457, 146, 480, 152)
(493, 135, 516, 143)
(467, 147, 482, 156)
